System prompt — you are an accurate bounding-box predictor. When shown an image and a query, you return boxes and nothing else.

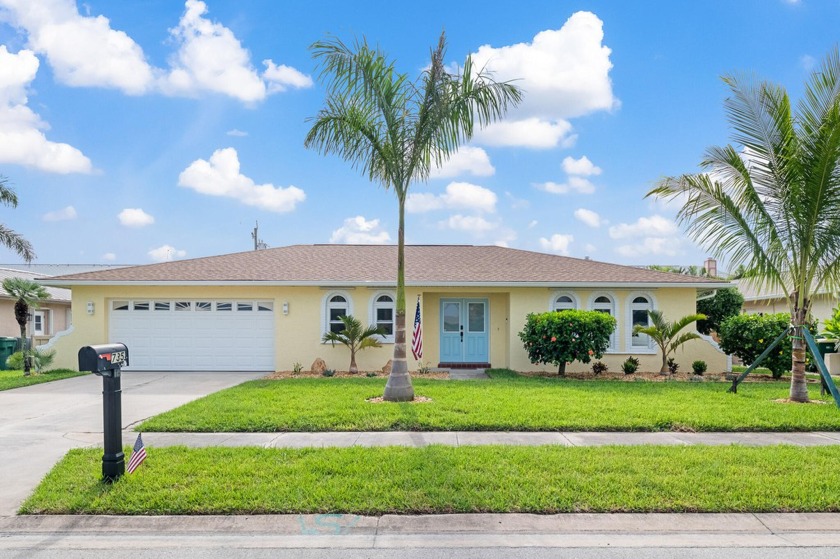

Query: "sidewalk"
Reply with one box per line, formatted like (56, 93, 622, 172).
(67, 429, 840, 449)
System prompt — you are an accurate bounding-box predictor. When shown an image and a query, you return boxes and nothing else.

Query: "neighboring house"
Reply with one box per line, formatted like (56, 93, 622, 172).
(734, 279, 838, 327)
(0, 268, 72, 346)
(40, 245, 731, 373)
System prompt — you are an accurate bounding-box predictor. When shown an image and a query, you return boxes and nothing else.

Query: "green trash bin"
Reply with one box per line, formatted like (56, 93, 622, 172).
(0, 337, 18, 370)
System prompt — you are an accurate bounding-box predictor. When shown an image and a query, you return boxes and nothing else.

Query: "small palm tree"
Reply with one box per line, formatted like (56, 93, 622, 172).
(0, 177, 35, 262)
(633, 310, 707, 374)
(2, 277, 50, 375)
(322, 315, 386, 374)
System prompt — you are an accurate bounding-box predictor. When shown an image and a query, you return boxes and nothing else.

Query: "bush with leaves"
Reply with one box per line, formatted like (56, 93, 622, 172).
(591, 361, 608, 375)
(621, 357, 640, 375)
(6, 348, 55, 373)
(718, 313, 815, 379)
(667, 357, 679, 375)
(692, 360, 707, 375)
(519, 310, 616, 375)
(696, 288, 744, 335)
(322, 315, 385, 373)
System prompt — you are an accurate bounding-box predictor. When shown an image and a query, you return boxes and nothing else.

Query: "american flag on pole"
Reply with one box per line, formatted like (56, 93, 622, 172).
(411, 296, 423, 360)
(126, 433, 147, 474)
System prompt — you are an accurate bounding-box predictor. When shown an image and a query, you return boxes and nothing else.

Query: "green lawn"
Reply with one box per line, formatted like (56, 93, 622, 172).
(21, 444, 840, 515)
(0, 369, 87, 391)
(137, 369, 840, 433)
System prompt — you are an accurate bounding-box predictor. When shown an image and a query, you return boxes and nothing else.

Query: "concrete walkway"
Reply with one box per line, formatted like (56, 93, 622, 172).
(68, 429, 840, 449)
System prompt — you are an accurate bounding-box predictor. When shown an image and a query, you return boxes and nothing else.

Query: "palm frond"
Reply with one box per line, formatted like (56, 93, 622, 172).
(0, 225, 35, 263)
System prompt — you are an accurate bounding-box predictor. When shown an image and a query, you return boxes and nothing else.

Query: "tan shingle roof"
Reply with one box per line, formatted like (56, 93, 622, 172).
(42, 245, 728, 286)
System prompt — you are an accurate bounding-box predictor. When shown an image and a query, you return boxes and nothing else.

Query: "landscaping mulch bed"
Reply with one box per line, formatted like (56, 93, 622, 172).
(266, 370, 449, 380)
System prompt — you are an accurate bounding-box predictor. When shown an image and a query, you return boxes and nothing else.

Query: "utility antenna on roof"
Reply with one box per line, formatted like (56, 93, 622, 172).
(251, 221, 268, 251)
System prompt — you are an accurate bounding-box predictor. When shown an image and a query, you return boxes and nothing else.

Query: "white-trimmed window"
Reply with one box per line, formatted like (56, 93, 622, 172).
(551, 292, 578, 311)
(33, 311, 46, 336)
(370, 292, 395, 342)
(324, 292, 352, 335)
(590, 293, 616, 351)
(628, 293, 656, 351)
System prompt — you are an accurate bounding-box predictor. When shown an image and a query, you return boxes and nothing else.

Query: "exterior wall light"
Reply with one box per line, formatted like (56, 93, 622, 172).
(282, 301, 289, 315)
(87, 301, 95, 315)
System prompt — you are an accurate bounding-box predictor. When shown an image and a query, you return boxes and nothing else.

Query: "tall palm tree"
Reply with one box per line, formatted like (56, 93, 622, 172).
(648, 47, 840, 402)
(305, 33, 521, 401)
(322, 315, 385, 374)
(633, 310, 706, 374)
(1, 277, 49, 375)
(0, 177, 35, 263)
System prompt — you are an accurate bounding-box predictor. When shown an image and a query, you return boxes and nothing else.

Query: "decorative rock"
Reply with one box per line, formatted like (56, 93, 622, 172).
(311, 358, 327, 375)
(382, 359, 393, 375)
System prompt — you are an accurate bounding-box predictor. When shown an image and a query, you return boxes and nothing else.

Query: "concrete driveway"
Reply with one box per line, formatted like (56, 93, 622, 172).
(0, 371, 265, 516)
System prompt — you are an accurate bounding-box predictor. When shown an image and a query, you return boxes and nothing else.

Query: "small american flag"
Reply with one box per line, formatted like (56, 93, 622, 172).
(411, 296, 423, 360)
(126, 433, 147, 474)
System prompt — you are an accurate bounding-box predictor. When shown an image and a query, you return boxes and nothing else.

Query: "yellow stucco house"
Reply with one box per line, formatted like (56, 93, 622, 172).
(41, 245, 731, 373)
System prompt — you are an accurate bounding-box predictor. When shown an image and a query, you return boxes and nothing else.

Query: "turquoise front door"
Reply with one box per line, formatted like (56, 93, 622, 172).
(440, 299, 489, 363)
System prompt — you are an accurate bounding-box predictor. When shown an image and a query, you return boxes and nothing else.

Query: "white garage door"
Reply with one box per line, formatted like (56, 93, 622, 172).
(109, 299, 275, 371)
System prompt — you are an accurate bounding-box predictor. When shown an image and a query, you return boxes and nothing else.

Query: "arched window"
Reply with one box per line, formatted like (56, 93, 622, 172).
(553, 294, 576, 311)
(327, 294, 349, 334)
(629, 295, 653, 349)
(590, 293, 616, 351)
(371, 293, 395, 342)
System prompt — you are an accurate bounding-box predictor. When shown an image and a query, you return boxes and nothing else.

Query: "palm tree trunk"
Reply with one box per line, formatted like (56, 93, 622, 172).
(18, 323, 29, 376)
(789, 306, 809, 402)
(383, 192, 415, 401)
(349, 347, 358, 374)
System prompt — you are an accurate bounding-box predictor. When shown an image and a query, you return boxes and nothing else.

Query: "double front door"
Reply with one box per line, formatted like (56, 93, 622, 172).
(440, 299, 489, 363)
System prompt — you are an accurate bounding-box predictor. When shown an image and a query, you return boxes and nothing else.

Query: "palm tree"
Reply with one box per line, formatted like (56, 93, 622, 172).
(322, 315, 386, 374)
(305, 33, 521, 401)
(647, 47, 840, 402)
(0, 177, 35, 263)
(633, 310, 706, 374)
(1, 277, 50, 375)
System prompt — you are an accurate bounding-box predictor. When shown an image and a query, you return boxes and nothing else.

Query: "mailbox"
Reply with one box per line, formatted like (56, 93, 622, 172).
(78, 343, 129, 377)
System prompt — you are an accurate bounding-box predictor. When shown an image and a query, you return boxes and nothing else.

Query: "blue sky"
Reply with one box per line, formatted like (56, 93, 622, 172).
(0, 0, 835, 269)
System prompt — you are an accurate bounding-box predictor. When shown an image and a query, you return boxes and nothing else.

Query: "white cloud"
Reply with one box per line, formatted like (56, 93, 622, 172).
(118, 208, 155, 228)
(1, 0, 155, 94)
(539, 234, 574, 255)
(1, 0, 312, 103)
(614, 237, 681, 258)
(148, 244, 187, 262)
(528, 220, 539, 228)
(42, 205, 77, 222)
(474, 118, 576, 149)
(574, 208, 601, 228)
(102, 252, 116, 261)
(562, 155, 602, 176)
(441, 214, 496, 233)
(0, 46, 93, 173)
(505, 191, 530, 210)
(407, 182, 497, 213)
(430, 146, 495, 178)
(178, 147, 306, 212)
(534, 176, 595, 195)
(262, 59, 313, 93)
(329, 216, 391, 244)
(226, 129, 248, 137)
(608, 215, 678, 239)
(470, 11, 616, 148)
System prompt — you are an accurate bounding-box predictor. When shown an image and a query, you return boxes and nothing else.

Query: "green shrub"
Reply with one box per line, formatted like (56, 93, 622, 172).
(6, 348, 56, 373)
(591, 361, 608, 375)
(621, 357, 640, 375)
(691, 360, 707, 375)
(697, 288, 744, 335)
(718, 313, 815, 379)
(365, 372, 377, 378)
(519, 310, 616, 375)
(292, 362, 303, 374)
(667, 357, 679, 375)
(322, 369, 336, 377)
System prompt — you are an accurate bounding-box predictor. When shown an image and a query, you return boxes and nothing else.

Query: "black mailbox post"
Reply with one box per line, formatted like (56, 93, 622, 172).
(78, 343, 129, 482)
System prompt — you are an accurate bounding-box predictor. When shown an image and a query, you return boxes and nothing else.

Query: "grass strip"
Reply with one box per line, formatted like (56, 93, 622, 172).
(137, 370, 840, 433)
(0, 369, 87, 391)
(21, 444, 840, 515)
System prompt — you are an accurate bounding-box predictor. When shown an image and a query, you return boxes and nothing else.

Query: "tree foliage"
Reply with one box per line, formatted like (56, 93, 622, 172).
(1, 277, 50, 376)
(519, 310, 616, 375)
(647, 48, 840, 402)
(696, 288, 744, 335)
(322, 315, 385, 374)
(305, 33, 521, 401)
(633, 310, 706, 374)
(718, 313, 814, 379)
(0, 177, 35, 263)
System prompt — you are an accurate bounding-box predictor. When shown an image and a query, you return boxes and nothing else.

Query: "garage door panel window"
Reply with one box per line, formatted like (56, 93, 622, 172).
(216, 302, 232, 311)
(175, 301, 191, 311)
(133, 301, 149, 311)
(196, 302, 211, 311)
(257, 302, 273, 311)
(154, 301, 171, 311)
(237, 302, 253, 312)
(113, 301, 129, 311)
